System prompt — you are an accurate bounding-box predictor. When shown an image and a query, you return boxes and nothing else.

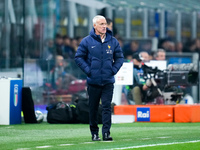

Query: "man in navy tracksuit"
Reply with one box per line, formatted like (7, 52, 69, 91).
(75, 15, 124, 141)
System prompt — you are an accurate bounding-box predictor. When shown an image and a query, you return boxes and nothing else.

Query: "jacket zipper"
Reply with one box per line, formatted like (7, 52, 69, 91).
(101, 43, 103, 86)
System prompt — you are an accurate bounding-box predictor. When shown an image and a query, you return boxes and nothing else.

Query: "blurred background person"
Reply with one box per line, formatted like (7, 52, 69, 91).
(175, 41, 184, 54)
(139, 51, 150, 62)
(49, 55, 76, 92)
(54, 33, 64, 56)
(42, 38, 55, 60)
(154, 49, 166, 60)
(76, 36, 83, 46)
(149, 51, 156, 61)
(117, 37, 124, 48)
(195, 38, 200, 52)
(63, 36, 78, 59)
(70, 38, 78, 53)
(158, 38, 170, 51)
(183, 39, 196, 53)
(123, 51, 133, 62)
(167, 41, 176, 52)
(106, 18, 113, 31)
(62, 35, 74, 59)
(123, 40, 140, 60)
(129, 53, 151, 104)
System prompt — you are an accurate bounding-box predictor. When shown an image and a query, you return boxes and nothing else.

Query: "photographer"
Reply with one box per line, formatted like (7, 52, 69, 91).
(130, 53, 151, 104)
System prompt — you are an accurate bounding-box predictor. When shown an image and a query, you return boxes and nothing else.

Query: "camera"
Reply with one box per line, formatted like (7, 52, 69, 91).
(142, 63, 198, 103)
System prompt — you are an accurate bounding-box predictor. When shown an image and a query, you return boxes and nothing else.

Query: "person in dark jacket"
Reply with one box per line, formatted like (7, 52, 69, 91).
(75, 15, 124, 141)
(130, 53, 151, 104)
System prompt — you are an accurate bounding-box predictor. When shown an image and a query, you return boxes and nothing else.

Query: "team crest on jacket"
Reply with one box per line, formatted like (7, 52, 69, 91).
(106, 45, 112, 54)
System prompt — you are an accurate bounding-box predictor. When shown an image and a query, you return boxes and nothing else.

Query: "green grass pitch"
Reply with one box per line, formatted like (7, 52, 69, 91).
(0, 122, 200, 150)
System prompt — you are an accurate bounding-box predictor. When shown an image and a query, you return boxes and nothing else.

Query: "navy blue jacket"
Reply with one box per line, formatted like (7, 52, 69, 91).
(75, 28, 124, 86)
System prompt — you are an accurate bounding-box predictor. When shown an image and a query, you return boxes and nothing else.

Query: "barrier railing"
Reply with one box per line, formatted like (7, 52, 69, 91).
(0, 52, 199, 113)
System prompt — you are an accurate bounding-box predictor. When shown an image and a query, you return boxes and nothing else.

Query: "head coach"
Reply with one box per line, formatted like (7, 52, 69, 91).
(75, 15, 124, 141)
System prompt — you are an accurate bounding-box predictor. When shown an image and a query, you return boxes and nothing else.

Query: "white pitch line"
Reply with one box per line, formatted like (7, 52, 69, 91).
(59, 144, 74, 146)
(82, 142, 95, 144)
(156, 136, 171, 139)
(122, 139, 132, 141)
(101, 141, 114, 143)
(106, 140, 200, 150)
(36, 146, 52, 148)
(141, 138, 151, 140)
(5, 126, 14, 128)
(16, 148, 30, 150)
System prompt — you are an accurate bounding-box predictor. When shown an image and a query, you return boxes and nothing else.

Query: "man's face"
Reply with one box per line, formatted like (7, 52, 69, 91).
(140, 52, 149, 62)
(63, 38, 70, 45)
(94, 18, 107, 35)
(156, 52, 166, 60)
(107, 22, 113, 31)
(56, 55, 64, 67)
(56, 38, 63, 45)
(130, 41, 139, 51)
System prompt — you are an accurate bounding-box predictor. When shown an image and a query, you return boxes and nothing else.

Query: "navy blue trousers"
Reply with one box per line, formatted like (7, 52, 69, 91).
(87, 83, 114, 136)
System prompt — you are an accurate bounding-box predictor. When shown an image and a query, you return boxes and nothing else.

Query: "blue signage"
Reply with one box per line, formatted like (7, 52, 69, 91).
(10, 80, 22, 124)
(137, 107, 150, 122)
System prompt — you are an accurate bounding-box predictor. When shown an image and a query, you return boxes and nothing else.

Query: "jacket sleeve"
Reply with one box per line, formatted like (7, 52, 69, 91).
(112, 40, 124, 75)
(74, 40, 90, 76)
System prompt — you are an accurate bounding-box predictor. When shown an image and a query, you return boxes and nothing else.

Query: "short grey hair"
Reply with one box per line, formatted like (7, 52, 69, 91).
(154, 48, 166, 58)
(93, 15, 105, 25)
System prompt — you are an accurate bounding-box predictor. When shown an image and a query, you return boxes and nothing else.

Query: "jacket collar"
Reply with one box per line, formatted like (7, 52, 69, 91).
(90, 28, 112, 42)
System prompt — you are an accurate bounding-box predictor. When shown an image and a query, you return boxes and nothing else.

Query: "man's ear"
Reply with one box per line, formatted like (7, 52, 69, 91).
(93, 23, 96, 29)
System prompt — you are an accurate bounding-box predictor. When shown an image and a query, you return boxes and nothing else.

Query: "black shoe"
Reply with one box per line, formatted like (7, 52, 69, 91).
(103, 133, 113, 141)
(92, 134, 101, 141)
